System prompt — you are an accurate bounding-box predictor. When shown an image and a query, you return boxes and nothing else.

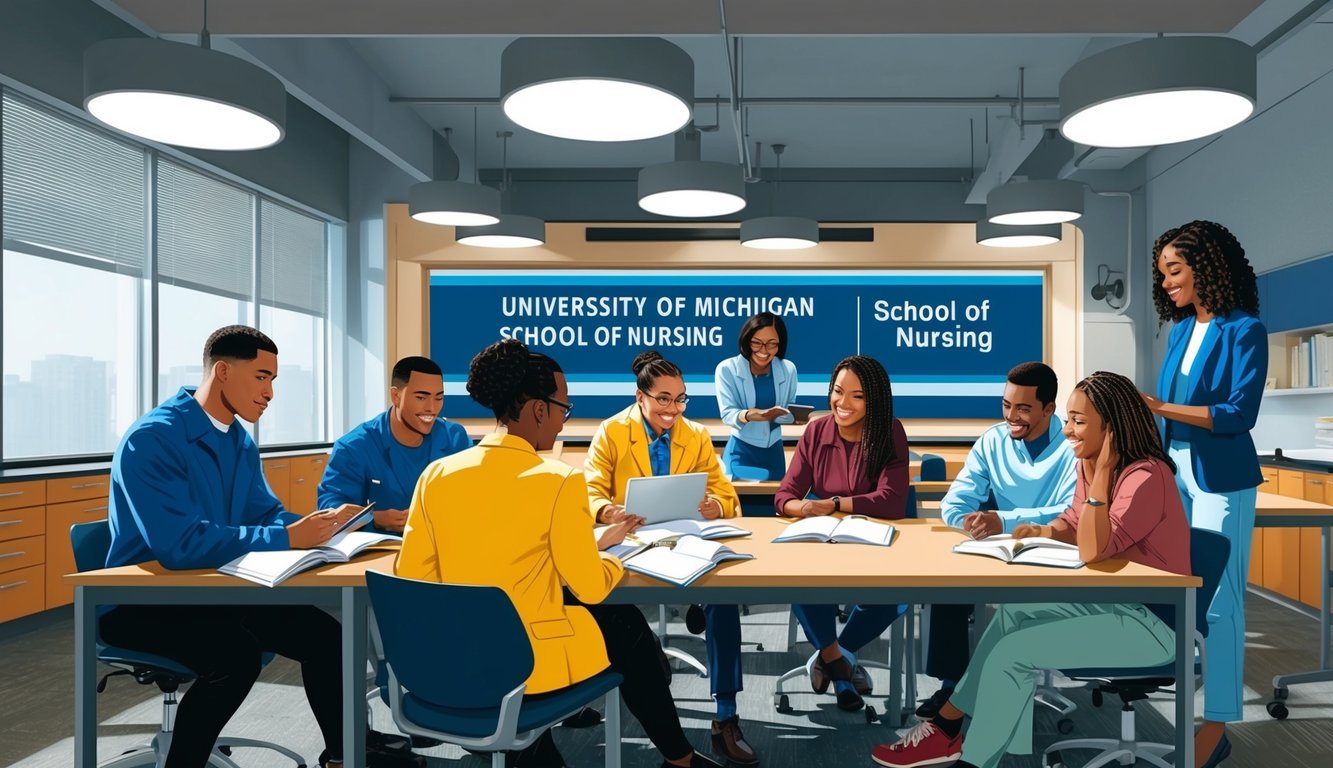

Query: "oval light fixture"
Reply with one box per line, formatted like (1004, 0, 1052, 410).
(638, 161, 746, 218)
(976, 221, 1062, 248)
(987, 179, 1085, 225)
(84, 38, 286, 151)
(501, 38, 694, 142)
(740, 216, 819, 250)
(456, 214, 546, 249)
(1060, 36, 1256, 148)
(408, 180, 501, 227)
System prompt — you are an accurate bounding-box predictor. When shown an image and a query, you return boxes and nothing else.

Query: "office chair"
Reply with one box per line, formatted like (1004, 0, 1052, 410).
(70, 520, 306, 768)
(1044, 528, 1229, 768)
(365, 571, 623, 768)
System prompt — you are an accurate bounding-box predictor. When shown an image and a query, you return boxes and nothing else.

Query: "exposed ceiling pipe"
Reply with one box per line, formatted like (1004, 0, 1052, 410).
(719, 0, 756, 182)
(391, 95, 1061, 108)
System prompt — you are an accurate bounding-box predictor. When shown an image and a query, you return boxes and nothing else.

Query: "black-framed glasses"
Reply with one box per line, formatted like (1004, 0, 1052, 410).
(749, 339, 781, 352)
(642, 391, 689, 407)
(544, 397, 574, 422)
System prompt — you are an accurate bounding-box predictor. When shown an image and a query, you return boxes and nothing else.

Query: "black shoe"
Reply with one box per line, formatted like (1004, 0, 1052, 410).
(506, 730, 566, 768)
(685, 604, 707, 635)
(915, 686, 955, 719)
(661, 751, 726, 768)
(561, 705, 603, 728)
(836, 686, 865, 711)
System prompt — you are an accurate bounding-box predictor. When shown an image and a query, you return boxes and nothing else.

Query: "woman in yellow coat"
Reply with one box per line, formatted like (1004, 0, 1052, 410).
(397, 339, 721, 768)
(585, 351, 757, 768)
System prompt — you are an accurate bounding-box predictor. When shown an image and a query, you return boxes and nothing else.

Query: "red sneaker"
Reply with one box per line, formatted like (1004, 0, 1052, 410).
(870, 720, 963, 768)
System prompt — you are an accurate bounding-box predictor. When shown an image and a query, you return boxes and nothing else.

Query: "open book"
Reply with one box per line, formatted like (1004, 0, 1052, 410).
(219, 529, 401, 587)
(621, 535, 754, 586)
(604, 518, 751, 560)
(772, 515, 897, 546)
(952, 534, 1084, 569)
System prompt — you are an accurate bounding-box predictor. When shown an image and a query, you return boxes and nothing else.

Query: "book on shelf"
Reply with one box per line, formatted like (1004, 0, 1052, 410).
(218, 530, 401, 587)
(952, 534, 1084, 569)
(771, 515, 897, 546)
(620, 534, 754, 586)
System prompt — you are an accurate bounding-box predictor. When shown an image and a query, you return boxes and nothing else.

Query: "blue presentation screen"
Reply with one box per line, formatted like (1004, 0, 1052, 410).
(429, 269, 1045, 420)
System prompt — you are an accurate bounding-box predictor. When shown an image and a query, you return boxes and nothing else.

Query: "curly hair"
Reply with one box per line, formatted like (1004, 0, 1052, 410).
(466, 339, 563, 422)
(1074, 371, 1175, 488)
(829, 355, 897, 484)
(1151, 220, 1259, 324)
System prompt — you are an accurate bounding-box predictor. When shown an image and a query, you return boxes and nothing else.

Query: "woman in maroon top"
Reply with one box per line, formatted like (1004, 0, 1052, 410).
(774, 355, 910, 712)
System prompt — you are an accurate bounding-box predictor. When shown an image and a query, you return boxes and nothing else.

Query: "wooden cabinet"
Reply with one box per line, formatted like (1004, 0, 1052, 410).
(262, 458, 293, 511)
(0, 478, 47, 621)
(1254, 466, 1333, 609)
(261, 453, 328, 515)
(0, 564, 45, 624)
(45, 497, 110, 609)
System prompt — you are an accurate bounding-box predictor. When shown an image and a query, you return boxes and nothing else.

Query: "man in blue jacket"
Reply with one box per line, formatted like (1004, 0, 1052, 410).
(101, 325, 359, 768)
(917, 361, 1077, 718)
(318, 356, 472, 533)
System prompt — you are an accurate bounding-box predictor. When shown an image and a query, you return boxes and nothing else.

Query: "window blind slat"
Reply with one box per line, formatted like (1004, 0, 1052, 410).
(260, 200, 327, 315)
(156, 160, 254, 298)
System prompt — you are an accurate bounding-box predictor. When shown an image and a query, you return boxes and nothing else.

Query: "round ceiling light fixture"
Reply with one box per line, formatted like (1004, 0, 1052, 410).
(987, 179, 1085, 225)
(501, 37, 694, 142)
(740, 216, 819, 250)
(976, 221, 1062, 248)
(456, 214, 546, 249)
(638, 160, 746, 218)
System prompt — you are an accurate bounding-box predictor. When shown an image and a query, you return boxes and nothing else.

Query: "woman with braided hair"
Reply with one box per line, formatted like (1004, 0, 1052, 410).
(774, 355, 911, 712)
(397, 339, 722, 768)
(872, 371, 1192, 768)
(1140, 220, 1264, 766)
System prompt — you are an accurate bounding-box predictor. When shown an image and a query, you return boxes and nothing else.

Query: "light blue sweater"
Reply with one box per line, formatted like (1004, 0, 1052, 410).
(940, 415, 1077, 532)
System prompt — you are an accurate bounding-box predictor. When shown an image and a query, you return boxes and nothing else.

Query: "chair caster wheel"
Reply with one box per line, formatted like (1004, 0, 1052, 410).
(1045, 751, 1065, 768)
(864, 705, 879, 724)
(1091, 689, 1103, 707)
(774, 694, 792, 714)
(754, 643, 765, 652)
(219, 746, 232, 756)
(1267, 700, 1289, 719)
(1273, 686, 1289, 700)
(1056, 718, 1074, 734)
(741, 605, 750, 616)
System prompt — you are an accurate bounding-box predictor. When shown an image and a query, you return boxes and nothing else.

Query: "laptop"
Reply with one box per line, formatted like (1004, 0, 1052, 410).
(624, 472, 709, 525)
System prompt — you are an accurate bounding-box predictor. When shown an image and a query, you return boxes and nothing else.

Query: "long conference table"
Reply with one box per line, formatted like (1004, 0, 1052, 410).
(67, 516, 1200, 768)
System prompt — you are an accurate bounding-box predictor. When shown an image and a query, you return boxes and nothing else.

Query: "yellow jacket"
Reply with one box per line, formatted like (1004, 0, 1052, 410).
(395, 432, 624, 694)
(584, 404, 739, 519)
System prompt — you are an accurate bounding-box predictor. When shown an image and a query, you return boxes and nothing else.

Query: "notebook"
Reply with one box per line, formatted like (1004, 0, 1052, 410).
(218, 529, 401, 587)
(624, 472, 709, 524)
(952, 534, 1084, 569)
(621, 535, 754, 586)
(771, 515, 897, 546)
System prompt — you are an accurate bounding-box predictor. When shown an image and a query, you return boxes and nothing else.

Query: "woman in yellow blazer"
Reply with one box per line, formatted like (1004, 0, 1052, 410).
(585, 351, 757, 768)
(398, 340, 721, 768)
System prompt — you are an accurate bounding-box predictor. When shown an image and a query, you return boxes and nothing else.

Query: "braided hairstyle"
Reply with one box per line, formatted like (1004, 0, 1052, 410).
(829, 355, 897, 483)
(1151, 220, 1259, 324)
(1074, 370, 1175, 488)
(632, 350, 683, 392)
(466, 339, 563, 422)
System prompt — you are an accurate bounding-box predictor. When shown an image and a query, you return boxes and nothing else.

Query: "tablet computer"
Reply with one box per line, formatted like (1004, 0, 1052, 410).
(624, 473, 708, 525)
(332, 502, 376, 536)
(786, 403, 815, 423)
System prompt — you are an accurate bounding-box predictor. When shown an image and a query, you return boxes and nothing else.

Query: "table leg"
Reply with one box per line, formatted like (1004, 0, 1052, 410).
(887, 613, 904, 727)
(1175, 587, 1196, 768)
(1270, 523, 1333, 715)
(74, 586, 96, 768)
(342, 587, 368, 768)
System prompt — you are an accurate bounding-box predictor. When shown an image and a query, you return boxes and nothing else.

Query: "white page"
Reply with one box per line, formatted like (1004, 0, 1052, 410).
(672, 534, 726, 562)
(623, 547, 710, 584)
(832, 516, 895, 546)
(775, 516, 840, 541)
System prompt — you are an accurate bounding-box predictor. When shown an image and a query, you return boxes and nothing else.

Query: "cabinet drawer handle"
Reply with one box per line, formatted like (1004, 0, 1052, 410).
(82, 506, 109, 514)
(0, 579, 27, 591)
(0, 551, 23, 560)
(294, 478, 306, 484)
(70, 482, 106, 490)
(268, 463, 288, 470)
(1311, 480, 1324, 485)
(0, 491, 26, 498)
(0, 520, 21, 527)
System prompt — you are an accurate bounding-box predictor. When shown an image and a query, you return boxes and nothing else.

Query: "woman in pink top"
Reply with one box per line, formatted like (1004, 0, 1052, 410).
(872, 371, 1191, 768)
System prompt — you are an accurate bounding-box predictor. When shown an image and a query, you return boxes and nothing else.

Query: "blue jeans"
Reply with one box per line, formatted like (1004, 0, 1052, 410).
(791, 603, 906, 654)
(1169, 440, 1256, 723)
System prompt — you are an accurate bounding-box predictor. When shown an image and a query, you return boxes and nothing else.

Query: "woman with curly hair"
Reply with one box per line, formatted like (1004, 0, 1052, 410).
(774, 355, 910, 712)
(1140, 220, 1264, 766)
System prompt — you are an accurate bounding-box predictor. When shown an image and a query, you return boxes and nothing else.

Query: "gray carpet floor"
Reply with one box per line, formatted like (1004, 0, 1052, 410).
(2, 590, 1332, 767)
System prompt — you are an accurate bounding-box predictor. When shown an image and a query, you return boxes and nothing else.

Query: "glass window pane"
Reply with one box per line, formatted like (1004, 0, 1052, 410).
(157, 284, 252, 431)
(2, 250, 140, 458)
(258, 305, 325, 444)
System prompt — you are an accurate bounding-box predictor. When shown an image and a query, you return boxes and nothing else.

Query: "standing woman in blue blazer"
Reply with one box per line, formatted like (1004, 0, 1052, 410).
(1140, 220, 1265, 766)
(715, 312, 799, 481)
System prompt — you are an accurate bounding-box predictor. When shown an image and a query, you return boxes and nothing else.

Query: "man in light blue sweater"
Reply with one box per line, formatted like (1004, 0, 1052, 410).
(917, 362, 1077, 718)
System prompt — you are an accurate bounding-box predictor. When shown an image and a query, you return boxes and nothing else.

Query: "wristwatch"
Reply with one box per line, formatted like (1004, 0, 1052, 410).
(1084, 497, 1106, 507)
(832, 496, 842, 513)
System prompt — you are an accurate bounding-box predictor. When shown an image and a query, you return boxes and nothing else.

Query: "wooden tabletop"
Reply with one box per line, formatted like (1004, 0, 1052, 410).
(1255, 491, 1333, 519)
(457, 418, 994, 443)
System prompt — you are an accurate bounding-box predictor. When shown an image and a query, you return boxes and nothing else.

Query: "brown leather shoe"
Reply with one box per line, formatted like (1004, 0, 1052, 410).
(810, 653, 855, 694)
(710, 717, 760, 766)
(851, 663, 873, 695)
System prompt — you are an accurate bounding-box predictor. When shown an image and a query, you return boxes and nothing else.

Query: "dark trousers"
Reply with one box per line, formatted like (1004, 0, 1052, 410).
(704, 604, 742, 697)
(925, 603, 974, 683)
(100, 604, 343, 768)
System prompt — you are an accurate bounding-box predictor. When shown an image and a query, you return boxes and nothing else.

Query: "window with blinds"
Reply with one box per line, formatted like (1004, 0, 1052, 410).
(156, 159, 255, 299)
(260, 199, 327, 315)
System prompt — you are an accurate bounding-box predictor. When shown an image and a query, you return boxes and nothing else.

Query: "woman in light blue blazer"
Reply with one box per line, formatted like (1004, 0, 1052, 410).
(1140, 220, 1264, 766)
(715, 312, 799, 481)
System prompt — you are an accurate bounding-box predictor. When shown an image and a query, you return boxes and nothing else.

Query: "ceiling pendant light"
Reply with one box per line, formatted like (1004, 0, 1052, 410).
(741, 144, 818, 250)
(83, 1, 286, 150)
(637, 127, 746, 218)
(987, 179, 1085, 225)
(457, 131, 546, 249)
(409, 111, 501, 227)
(1060, 36, 1257, 148)
(976, 221, 1062, 248)
(501, 37, 694, 142)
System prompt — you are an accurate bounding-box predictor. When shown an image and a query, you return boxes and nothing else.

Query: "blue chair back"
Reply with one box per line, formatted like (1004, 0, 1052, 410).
(918, 454, 946, 481)
(1188, 527, 1229, 639)
(904, 485, 919, 520)
(71, 519, 112, 574)
(366, 571, 535, 709)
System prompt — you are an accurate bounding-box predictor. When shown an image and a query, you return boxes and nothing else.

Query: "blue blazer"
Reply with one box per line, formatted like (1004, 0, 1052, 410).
(714, 353, 799, 448)
(1156, 309, 1267, 493)
(318, 409, 472, 531)
(106, 388, 298, 571)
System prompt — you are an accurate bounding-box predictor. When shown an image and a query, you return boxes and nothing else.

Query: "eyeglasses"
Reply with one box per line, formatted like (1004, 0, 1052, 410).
(544, 397, 573, 422)
(642, 391, 689, 407)
(749, 339, 781, 352)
